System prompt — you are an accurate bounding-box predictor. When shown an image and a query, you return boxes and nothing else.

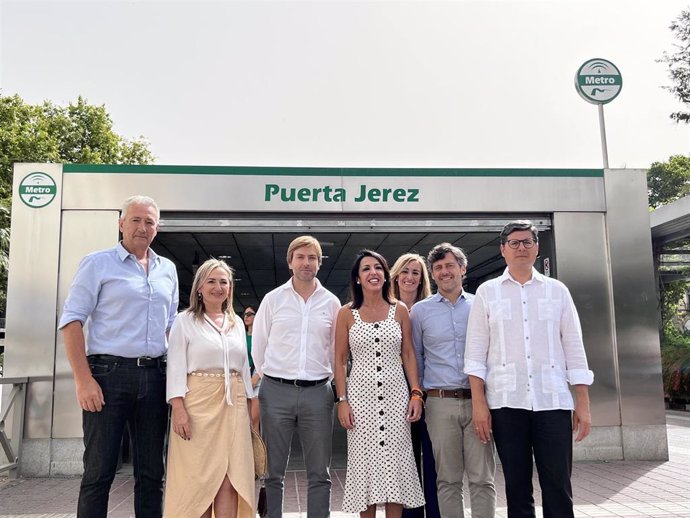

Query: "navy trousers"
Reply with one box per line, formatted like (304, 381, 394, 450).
(491, 408, 574, 518)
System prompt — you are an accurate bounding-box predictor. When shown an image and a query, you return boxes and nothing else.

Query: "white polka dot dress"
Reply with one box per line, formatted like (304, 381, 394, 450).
(342, 303, 425, 513)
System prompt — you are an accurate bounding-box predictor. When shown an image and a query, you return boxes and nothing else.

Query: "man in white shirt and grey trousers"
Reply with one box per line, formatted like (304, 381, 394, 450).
(464, 220, 594, 518)
(252, 235, 341, 518)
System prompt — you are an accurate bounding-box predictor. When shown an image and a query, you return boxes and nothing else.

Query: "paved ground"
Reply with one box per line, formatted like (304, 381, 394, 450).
(0, 411, 689, 517)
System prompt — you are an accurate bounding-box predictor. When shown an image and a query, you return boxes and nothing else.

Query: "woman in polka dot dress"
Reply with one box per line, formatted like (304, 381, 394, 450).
(334, 249, 425, 518)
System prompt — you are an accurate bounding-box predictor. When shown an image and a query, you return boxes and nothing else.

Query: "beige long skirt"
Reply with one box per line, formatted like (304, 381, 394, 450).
(164, 373, 255, 518)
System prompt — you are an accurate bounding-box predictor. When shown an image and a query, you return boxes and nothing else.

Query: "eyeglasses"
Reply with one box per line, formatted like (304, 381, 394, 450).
(243, 312, 256, 317)
(505, 239, 537, 249)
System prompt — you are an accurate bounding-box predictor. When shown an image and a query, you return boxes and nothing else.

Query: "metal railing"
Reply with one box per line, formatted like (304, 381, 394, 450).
(0, 376, 52, 478)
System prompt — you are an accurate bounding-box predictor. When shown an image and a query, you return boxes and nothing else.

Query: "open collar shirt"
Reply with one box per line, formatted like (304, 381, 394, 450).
(410, 291, 473, 390)
(464, 267, 594, 411)
(58, 242, 179, 358)
(166, 311, 253, 405)
(251, 277, 341, 380)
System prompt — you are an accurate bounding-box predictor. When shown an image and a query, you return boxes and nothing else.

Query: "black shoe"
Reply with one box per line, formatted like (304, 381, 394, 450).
(257, 486, 267, 517)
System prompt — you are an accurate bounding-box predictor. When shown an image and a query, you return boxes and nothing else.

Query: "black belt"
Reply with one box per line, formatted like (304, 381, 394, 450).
(264, 374, 328, 387)
(426, 388, 472, 399)
(88, 354, 166, 368)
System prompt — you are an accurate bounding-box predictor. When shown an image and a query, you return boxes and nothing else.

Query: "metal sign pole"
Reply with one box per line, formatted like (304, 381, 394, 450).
(598, 104, 609, 169)
(575, 58, 621, 170)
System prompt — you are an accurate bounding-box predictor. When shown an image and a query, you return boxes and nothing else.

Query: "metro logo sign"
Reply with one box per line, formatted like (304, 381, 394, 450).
(19, 172, 57, 208)
(575, 59, 622, 105)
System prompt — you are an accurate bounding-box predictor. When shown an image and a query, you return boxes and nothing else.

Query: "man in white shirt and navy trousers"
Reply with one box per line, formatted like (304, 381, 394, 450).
(464, 220, 594, 518)
(252, 235, 341, 518)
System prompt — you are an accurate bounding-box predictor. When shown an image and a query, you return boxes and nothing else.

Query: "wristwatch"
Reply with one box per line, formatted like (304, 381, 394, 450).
(336, 395, 348, 403)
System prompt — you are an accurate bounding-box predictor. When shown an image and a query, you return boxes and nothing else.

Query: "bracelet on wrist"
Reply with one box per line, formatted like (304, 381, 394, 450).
(410, 388, 424, 397)
(336, 395, 348, 403)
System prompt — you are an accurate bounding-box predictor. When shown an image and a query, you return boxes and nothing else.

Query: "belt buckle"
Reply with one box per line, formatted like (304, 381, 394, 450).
(137, 356, 153, 367)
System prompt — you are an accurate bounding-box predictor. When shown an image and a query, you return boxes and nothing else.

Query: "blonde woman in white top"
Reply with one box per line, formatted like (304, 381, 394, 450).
(164, 259, 255, 518)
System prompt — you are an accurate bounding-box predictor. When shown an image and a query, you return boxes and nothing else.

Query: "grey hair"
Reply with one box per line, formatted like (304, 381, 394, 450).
(121, 195, 160, 221)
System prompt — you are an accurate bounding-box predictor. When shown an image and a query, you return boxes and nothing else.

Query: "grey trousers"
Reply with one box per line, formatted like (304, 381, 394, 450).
(425, 397, 497, 518)
(259, 376, 334, 518)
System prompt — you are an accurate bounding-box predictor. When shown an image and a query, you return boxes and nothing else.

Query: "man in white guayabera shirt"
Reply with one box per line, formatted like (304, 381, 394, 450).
(252, 235, 341, 518)
(464, 220, 594, 518)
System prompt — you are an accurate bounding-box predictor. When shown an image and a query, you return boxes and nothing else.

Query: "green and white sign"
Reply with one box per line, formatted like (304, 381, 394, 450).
(575, 58, 622, 105)
(19, 172, 57, 208)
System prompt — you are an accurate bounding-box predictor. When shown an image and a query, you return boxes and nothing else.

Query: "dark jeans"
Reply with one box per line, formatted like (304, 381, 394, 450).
(78, 357, 168, 518)
(402, 410, 440, 518)
(491, 408, 573, 518)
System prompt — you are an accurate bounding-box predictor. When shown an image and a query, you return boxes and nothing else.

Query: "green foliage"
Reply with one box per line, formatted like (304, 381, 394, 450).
(647, 155, 690, 209)
(661, 329, 690, 398)
(660, 278, 690, 324)
(0, 93, 154, 316)
(660, 9, 690, 123)
(0, 203, 9, 316)
(0, 94, 153, 199)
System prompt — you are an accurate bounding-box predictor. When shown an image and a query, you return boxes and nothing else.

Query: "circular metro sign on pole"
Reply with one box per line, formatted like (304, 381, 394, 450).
(575, 58, 622, 105)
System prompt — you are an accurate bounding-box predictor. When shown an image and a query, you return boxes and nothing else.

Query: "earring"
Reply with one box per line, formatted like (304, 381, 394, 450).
(356, 280, 361, 285)
(197, 292, 202, 301)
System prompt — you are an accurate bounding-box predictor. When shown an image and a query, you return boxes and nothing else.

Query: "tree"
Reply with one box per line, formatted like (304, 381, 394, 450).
(647, 155, 690, 209)
(660, 9, 690, 123)
(0, 94, 153, 199)
(0, 93, 154, 315)
(648, 153, 690, 403)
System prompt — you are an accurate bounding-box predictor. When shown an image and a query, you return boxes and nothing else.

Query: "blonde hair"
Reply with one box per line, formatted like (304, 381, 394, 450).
(286, 235, 322, 264)
(187, 259, 237, 326)
(390, 253, 431, 304)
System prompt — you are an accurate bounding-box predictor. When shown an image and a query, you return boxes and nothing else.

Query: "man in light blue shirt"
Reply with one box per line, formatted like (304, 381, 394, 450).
(411, 243, 496, 518)
(59, 195, 178, 518)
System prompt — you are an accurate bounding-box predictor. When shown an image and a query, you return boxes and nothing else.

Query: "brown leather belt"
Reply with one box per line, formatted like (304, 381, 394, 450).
(426, 388, 472, 399)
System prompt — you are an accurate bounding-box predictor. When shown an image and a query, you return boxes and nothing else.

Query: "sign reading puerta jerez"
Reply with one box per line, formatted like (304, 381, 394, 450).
(264, 183, 420, 203)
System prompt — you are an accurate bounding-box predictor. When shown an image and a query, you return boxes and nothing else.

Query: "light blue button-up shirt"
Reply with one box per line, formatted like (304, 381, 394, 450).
(59, 242, 179, 358)
(410, 291, 473, 390)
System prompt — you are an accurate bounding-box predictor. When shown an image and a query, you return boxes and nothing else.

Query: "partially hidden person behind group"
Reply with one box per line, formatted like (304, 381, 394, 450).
(334, 249, 425, 518)
(243, 305, 261, 431)
(390, 253, 440, 518)
(164, 258, 256, 518)
(244, 304, 267, 518)
(464, 220, 594, 518)
(410, 243, 496, 518)
(251, 235, 341, 518)
(59, 195, 179, 518)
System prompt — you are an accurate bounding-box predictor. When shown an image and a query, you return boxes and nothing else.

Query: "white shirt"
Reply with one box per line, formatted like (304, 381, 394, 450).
(464, 268, 594, 411)
(166, 311, 253, 405)
(252, 278, 341, 380)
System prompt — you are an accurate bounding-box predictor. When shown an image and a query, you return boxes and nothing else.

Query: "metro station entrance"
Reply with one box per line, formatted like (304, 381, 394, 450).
(153, 215, 555, 467)
(5, 164, 668, 475)
(153, 214, 554, 310)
